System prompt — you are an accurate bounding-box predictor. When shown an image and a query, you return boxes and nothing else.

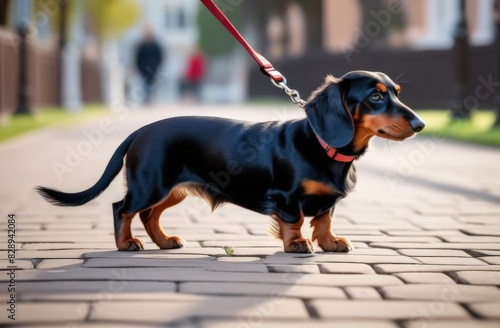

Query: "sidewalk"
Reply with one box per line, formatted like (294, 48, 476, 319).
(1, 105, 500, 328)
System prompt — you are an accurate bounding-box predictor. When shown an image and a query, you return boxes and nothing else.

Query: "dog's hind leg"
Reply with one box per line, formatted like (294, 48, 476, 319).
(139, 186, 186, 249)
(270, 215, 314, 253)
(310, 210, 354, 252)
(113, 200, 144, 251)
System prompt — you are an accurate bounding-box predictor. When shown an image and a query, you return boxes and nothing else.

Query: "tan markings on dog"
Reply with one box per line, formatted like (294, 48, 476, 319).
(352, 103, 361, 121)
(353, 112, 390, 151)
(394, 84, 401, 95)
(302, 179, 336, 196)
(116, 212, 144, 251)
(310, 212, 353, 252)
(375, 82, 387, 93)
(354, 114, 414, 151)
(140, 186, 187, 249)
(272, 215, 313, 253)
(267, 219, 282, 240)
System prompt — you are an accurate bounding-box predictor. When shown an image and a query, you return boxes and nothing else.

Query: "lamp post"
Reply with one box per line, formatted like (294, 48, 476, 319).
(14, 0, 32, 115)
(451, 0, 470, 120)
(494, 0, 500, 126)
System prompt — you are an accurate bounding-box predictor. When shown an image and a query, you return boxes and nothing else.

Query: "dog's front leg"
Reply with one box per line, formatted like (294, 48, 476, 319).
(271, 215, 314, 253)
(310, 210, 354, 252)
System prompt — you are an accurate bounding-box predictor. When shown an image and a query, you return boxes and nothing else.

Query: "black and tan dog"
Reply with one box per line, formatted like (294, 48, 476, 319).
(38, 71, 424, 253)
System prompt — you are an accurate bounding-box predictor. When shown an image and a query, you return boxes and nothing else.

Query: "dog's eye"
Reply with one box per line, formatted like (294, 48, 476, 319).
(370, 93, 383, 102)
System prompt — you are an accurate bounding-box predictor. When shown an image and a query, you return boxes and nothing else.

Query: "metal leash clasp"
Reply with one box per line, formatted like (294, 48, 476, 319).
(271, 76, 307, 108)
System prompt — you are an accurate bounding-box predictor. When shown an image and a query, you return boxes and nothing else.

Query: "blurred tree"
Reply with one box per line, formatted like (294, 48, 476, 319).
(86, 0, 140, 40)
(358, 0, 407, 48)
(33, 0, 140, 109)
(197, 0, 244, 58)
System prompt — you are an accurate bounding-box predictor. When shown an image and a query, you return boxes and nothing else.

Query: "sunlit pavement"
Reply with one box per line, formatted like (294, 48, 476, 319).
(1, 104, 500, 327)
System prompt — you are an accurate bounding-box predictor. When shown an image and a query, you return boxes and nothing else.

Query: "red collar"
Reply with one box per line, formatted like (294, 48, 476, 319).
(314, 135, 356, 162)
(308, 120, 355, 163)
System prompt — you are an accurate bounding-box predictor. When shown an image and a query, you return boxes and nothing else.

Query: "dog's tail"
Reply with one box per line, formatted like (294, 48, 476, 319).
(37, 131, 140, 207)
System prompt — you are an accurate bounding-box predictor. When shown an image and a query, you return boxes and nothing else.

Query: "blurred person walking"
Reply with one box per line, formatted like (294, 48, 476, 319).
(135, 26, 163, 104)
(181, 47, 206, 102)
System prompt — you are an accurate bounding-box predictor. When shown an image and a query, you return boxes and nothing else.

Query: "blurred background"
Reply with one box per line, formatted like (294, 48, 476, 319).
(0, 0, 499, 128)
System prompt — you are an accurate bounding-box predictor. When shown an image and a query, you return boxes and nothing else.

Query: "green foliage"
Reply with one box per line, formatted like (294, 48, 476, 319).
(34, 0, 76, 37)
(34, 0, 141, 40)
(197, 0, 244, 58)
(418, 110, 500, 147)
(86, 0, 141, 39)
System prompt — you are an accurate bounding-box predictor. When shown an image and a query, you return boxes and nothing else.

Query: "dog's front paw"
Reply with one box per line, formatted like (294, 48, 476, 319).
(285, 237, 314, 253)
(157, 236, 184, 249)
(118, 238, 144, 251)
(319, 235, 354, 252)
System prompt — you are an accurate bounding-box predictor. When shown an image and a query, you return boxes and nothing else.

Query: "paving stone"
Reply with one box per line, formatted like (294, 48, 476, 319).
(403, 320, 500, 328)
(381, 284, 500, 302)
(90, 298, 309, 322)
(217, 257, 263, 262)
(384, 230, 465, 236)
(267, 264, 321, 274)
(5, 267, 402, 286)
(459, 227, 500, 236)
(179, 233, 274, 241)
(0, 302, 88, 324)
(0, 249, 92, 260)
(202, 262, 269, 273)
(395, 273, 456, 284)
(310, 300, 469, 320)
(9, 324, 151, 328)
(0, 259, 33, 270)
(397, 249, 471, 257)
(21, 241, 200, 250)
(44, 223, 94, 230)
(201, 320, 399, 328)
(412, 257, 487, 266)
(348, 236, 440, 243)
(231, 247, 285, 256)
(371, 242, 500, 250)
(344, 287, 382, 299)
(16, 281, 176, 296)
(375, 264, 500, 274)
(474, 250, 500, 256)
(263, 253, 419, 265)
(453, 271, 500, 285)
(467, 303, 500, 319)
(37, 259, 84, 269)
(456, 216, 500, 225)
(83, 257, 213, 268)
(328, 248, 399, 256)
(83, 250, 219, 259)
(201, 240, 281, 247)
(180, 282, 346, 299)
(319, 263, 376, 274)
(479, 256, 500, 264)
(443, 236, 500, 243)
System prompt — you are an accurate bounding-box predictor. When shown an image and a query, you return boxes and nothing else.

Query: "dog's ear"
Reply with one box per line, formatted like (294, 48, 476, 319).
(305, 75, 354, 148)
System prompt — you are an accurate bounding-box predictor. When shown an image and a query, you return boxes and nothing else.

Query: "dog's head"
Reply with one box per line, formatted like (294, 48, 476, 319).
(306, 70, 425, 153)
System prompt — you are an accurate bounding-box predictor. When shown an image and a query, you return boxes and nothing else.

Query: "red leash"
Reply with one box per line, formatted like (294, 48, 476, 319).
(200, 0, 306, 108)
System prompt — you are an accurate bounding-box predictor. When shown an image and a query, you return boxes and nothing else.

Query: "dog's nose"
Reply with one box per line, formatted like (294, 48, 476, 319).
(410, 117, 425, 132)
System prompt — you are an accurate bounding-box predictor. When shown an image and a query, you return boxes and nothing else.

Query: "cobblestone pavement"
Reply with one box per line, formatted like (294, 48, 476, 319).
(1, 105, 499, 328)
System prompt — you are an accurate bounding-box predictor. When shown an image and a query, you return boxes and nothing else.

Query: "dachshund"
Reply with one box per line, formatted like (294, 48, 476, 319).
(37, 70, 425, 253)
